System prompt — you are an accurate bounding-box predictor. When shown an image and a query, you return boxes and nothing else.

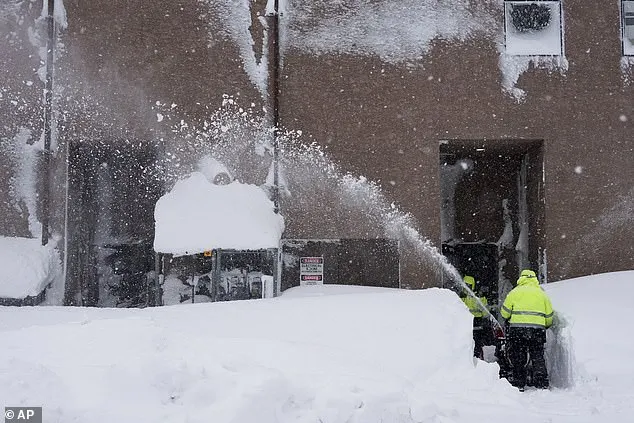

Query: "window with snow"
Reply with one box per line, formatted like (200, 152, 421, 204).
(504, 1, 563, 56)
(623, 1, 634, 55)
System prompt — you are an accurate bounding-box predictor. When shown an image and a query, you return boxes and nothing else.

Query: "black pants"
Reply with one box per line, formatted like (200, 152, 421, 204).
(473, 328, 485, 358)
(472, 317, 492, 359)
(507, 327, 549, 389)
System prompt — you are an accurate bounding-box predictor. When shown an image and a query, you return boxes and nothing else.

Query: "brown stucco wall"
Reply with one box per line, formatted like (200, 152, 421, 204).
(56, 0, 266, 303)
(0, 1, 43, 237)
(279, 1, 633, 283)
(1, 1, 631, 295)
(58, 0, 262, 140)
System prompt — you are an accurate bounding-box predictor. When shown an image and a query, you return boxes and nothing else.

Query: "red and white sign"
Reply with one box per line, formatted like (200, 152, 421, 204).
(300, 257, 324, 285)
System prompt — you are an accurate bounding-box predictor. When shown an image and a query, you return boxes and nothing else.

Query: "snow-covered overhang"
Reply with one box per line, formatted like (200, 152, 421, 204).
(153, 172, 284, 256)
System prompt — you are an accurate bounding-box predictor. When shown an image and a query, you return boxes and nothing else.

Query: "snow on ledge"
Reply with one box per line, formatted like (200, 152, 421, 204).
(0, 237, 59, 299)
(153, 172, 284, 256)
(621, 56, 634, 85)
(498, 54, 568, 102)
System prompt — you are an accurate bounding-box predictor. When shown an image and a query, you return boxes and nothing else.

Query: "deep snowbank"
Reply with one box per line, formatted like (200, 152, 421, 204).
(281, 283, 401, 297)
(545, 271, 634, 397)
(1, 271, 633, 422)
(0, 288, 508, 422)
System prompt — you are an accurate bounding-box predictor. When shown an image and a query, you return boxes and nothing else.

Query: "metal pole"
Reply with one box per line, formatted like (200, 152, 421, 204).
(42, 0, 55, 245)
(268, 0, 280, 214)
(191, 255, 196, 303)
(158, 255, 165, 306)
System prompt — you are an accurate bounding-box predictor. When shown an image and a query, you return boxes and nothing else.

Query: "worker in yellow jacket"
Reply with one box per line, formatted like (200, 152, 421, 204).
(501, 269, 554, 390)
(461, 275, 489, 359)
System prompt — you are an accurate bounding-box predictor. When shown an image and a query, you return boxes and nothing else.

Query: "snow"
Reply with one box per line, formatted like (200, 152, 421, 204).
(1, 2, 633, 417)
(622, 1, 634, 80)
(620, 55, 634, 83)
(264, 160, 291, 198)
(2, 127, 42, 237)
(282, 283, 400, 298)
(41, 0, 68, 29)
(200, 0, 269, 97)
(625, 37, 634, 56)
(504, 1, 563, 56)
(497, 1, 568, 100)
(1, 1, 68, 242)
(0, 236, 60, 298)
(544, 271, 634, 407)
(624, 1, 634, 55)
(153, 172, 285, 255)
(498, 54, 569, 102)
(284, 0, 495, 63)
(203, 0, 569, 98)
(439, 159, 473, 242)
(496, 198, 514, 247)
(1, 271, 633, 422)
(197, 155, 234, 184)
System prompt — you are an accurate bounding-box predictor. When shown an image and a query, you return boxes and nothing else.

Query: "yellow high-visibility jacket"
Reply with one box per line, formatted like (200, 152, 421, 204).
(462, 295, 489, 318)
(501, 270, 553, 329)
(462, 275, 489, 318)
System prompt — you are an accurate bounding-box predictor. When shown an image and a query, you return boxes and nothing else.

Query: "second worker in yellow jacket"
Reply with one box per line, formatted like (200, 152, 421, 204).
(461, 275, 490, 359)
(501, 269, 554, 390)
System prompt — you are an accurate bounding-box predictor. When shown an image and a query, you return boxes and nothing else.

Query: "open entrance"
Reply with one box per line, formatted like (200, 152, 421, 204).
(439, 139, 545, 311)
(65, 139, 162, 307)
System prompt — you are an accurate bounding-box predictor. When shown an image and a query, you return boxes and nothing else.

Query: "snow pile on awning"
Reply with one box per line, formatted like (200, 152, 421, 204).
(153, 172, 284, 255)
(0, 236, 58, 299)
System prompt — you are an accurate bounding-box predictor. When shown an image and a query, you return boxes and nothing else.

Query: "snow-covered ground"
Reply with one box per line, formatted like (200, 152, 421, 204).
(0, 271, 632, 422)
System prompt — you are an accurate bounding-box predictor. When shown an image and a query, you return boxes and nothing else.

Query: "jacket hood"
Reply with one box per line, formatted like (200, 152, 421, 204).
(517, 273, 539, 287)
(463, 275, 475, 288)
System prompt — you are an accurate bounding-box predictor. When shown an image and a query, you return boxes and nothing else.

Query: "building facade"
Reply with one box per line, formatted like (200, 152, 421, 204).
(1, 0, 632, 305)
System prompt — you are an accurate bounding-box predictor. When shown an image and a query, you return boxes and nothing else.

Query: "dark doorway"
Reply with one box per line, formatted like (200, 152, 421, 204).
(439, 139, 545, 308)
(65, 139, 162, 307)
(442, 242, 499, 305)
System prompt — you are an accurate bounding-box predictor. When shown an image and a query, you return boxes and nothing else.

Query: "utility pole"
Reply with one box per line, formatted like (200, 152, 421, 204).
(41, 0, 55, 246)
(267, 0, 280, 214)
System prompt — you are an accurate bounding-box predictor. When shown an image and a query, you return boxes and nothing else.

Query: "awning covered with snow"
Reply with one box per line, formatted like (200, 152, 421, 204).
(0, 236, 58, 299)
(153, 172, 285, 256)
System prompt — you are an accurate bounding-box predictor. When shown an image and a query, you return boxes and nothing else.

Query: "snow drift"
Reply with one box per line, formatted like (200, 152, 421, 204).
(1, 271, 633, 422)
(0, 288, 504, 422)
